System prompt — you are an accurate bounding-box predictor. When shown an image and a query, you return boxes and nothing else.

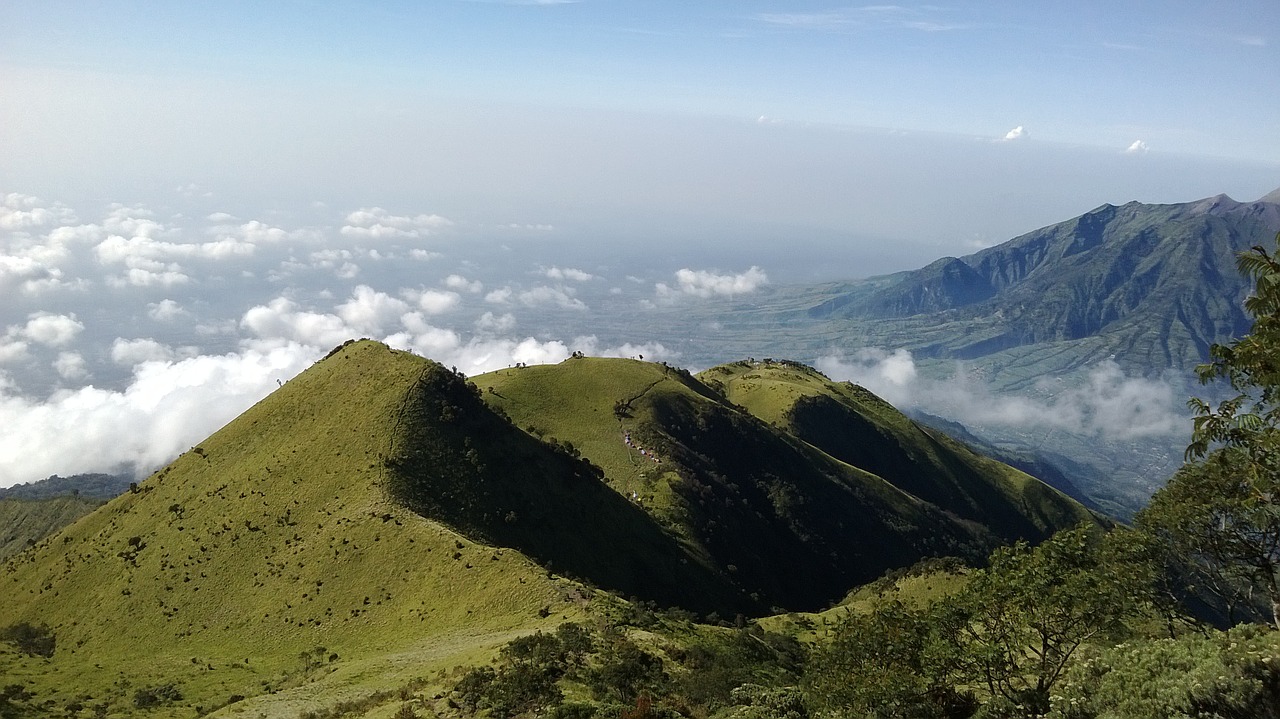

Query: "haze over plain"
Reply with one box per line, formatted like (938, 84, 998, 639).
(1, 0, 1277, 486)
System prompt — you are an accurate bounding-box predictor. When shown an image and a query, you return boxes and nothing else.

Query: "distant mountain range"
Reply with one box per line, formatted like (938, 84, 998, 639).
(0, 473, 132, 501)
(627, 189, 1279, 389)
(804, 190, 1280, 379)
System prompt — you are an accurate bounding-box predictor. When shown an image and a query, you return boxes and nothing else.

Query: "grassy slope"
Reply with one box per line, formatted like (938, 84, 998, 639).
(476, 357, 1039, 614)
(0, 344, 1099, 716)
(384, 355, 745, 615)
(700, 359, 1099, 542)
(0, 496, 104, 562)
(0, 341, 574, 717)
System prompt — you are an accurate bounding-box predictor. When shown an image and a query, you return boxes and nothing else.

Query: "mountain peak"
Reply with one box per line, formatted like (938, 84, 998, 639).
(1188, 193, 1240, 214)
(1259, 186, 1280, 204)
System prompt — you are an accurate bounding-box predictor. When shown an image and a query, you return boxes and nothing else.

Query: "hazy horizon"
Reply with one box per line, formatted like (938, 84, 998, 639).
(2, 0, 1277, 486)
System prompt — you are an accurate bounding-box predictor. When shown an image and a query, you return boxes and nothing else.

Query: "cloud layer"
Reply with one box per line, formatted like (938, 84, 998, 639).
(816, 349, 1187, 440)
(0, 193, 707, 486)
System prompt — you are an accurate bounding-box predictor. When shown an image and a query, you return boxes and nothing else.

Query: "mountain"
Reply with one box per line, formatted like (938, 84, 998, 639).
(0, 496, 104, 561)
(0, 341, 578, 716)
(473, 355, 1095, 612)
(575, 190, 1276, 516)
(0, 341, 1095, 715)
(0, 473, 133, 501)
(806, 191, 1280, 377)
(700, 360, 1095, 532)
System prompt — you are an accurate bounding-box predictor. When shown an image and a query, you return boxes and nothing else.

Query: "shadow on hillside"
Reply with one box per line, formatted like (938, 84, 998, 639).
(384, 363, 753, 615)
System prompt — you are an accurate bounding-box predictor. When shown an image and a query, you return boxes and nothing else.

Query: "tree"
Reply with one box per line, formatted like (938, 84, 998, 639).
(804, 600, 971, 719)
(941, 525, 1148, 715)
(1137, 451, 1280, 626)
(1152, 235, 1280, 628)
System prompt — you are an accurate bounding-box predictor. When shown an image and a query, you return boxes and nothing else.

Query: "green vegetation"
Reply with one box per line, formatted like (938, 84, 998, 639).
(0, 340, 575, 717)
(7, 229, 1280, 716)
(702, 359, 1098, 541)
(477, 356, 1095, 614)
(1140, 239, 1280, 628)
(0, 473, 132, 501)
(0, 495, 104, 561)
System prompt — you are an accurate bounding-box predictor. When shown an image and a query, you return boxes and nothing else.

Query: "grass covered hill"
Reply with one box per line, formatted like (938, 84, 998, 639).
(0, 495, 104, 562)
(0, 341, 1098, 716)
(699, 359, 1098, 539)
(474, 355, 1098, 614)
(0, 341, 578, 717)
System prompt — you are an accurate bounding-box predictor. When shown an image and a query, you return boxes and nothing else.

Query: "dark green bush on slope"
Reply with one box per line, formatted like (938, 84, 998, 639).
(0, 622, 55, 658)
(1048, 625, 1280, 719)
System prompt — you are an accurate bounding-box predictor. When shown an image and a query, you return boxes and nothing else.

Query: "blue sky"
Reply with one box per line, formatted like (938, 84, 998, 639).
(0, 1, 1277, 484)
(3, 1, 1277, 256)
(5, 0, 1276, 161)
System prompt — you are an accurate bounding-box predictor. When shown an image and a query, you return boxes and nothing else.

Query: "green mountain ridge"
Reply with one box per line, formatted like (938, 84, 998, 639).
(0, 340, 1096, 715)
(0, 474, 132, 501)
(475, 354, 1096, 613)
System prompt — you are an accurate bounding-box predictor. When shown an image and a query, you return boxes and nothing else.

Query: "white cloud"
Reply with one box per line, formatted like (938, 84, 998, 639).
(1125, 139, 1150, 154)
(0, 344, 315, 486)
(107, 266, 191, 288)
(475, 311, 516, 333)
(229, 220, 301, 245)
(570, 336, 680, 362)
(0, 193, 77, 230)
(754, 7, 968, 32)
(815, 350, 1184, 440)
(519, 285, 587, 310)
(18, 313, 84, 347)
(410, 249, 443, 261)
(95, 233, 256, 265)
(102, 205, 165, 239)
(111, 338, 177, 365)
(0, 339, 30, 364)
(336, 285, 411, 334)
(404, 288, 461, 315)
(339, 207, 453, 239)
(53, 351, 89, 381)
(445, 274, 484, 293)
(240, 297, 357, 348)
(657, 266, 769, 298)
(1003, 125, 1027, 141)
(148, 299, 188, 321)
(485, 287, 514, 304)
(544, 266, 595, 281)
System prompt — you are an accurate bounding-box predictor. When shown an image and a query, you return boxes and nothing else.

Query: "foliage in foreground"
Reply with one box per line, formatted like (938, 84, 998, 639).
(449, 617, 803, 719)
(1049, 624, 1280, 719)
(805, 525, 1149, 718)
(1175, 237, 1280, 628)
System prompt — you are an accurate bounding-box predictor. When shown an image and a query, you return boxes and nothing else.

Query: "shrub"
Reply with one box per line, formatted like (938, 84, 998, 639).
(1047, 625, 1280, 719)
(133, 683, 182, 708)
(589, 640, 668, 705)
(0, 622, 55, 658)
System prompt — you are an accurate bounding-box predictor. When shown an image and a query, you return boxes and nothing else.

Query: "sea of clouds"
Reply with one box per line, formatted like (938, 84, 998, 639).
(0, 191, 774, 485)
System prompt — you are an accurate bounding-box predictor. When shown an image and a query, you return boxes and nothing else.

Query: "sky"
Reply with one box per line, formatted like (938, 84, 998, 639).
(1, 1, 1277, 486)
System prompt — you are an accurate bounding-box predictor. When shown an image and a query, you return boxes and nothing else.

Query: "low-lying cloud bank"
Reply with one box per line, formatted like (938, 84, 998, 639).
(0, 282, 680, 485)
(816, 348, 1188, 441)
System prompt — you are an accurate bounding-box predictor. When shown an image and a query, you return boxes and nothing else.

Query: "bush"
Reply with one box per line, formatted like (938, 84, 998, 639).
(0, 622, 55, 658)
(589, 640, 668, 705)
(133, 683, 182, 708)
(1047, 625, 1280, 719)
